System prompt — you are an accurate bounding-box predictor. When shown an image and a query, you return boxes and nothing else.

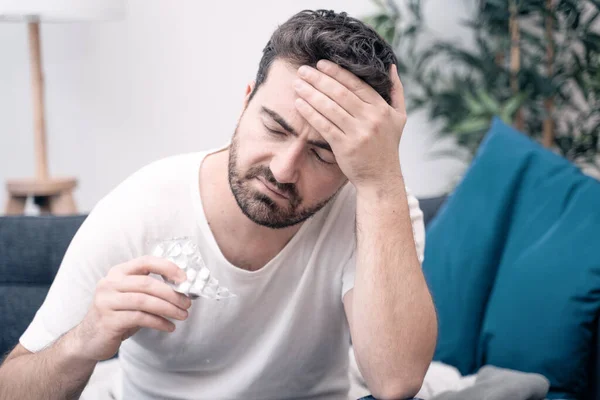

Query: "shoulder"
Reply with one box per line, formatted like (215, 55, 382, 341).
(99, 152, 205, 206)
(121, 152, 204, 192)
(82, 152, 206, 232)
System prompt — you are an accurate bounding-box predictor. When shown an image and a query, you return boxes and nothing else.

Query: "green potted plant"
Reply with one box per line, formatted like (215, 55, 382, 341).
(364, 0, 600, 175)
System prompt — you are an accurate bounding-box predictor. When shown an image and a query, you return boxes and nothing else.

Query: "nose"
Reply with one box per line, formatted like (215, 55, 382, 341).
(270, 142, 303, 184)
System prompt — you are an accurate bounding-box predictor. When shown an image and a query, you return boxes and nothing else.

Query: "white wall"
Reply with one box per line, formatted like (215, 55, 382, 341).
(0, 0, 472, 214)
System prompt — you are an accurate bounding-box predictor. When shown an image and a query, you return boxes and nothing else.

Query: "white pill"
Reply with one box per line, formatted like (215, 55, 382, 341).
(186, 268, 197, 281)
(177, 281, 192, 294)
(175, 255, 188, 269)
(198, 267, 210, 281)
(182, 241, 196, 255)
(191, 255, 205, 269)
(191, 279, 206, 294)
(168, 242, 182, 257)
(152, 244, 165, 257)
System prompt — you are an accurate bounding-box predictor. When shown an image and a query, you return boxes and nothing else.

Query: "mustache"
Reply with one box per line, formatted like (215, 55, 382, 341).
(245, 166, 299, 199)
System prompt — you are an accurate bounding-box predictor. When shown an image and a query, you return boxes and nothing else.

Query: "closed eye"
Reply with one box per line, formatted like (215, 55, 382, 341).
(265, 125, 285, 136)
(311, 149, 336, 165)
(264, 123, 335, 165)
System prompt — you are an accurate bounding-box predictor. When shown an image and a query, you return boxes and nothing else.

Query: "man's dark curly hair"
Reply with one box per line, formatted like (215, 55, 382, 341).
(249, 9, 398, 105)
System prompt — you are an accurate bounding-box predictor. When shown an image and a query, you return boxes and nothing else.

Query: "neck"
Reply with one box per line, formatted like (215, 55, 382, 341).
(199, 149, 302, 271)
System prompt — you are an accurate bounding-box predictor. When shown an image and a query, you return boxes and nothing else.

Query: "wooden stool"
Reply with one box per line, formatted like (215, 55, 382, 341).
(3, 23, 79, 216)
(5, 177, 78, 216)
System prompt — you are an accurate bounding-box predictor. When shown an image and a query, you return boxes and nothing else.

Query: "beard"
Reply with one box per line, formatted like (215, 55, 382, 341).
(227, 127, 338, 229)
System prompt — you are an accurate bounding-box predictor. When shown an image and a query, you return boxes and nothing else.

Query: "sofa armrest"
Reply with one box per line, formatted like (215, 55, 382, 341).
(0, 215, 87, 285)
(0, 214, 87, 358)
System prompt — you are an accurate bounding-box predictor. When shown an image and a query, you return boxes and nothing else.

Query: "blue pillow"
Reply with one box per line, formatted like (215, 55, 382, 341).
(477, 120, 600, 399)
(423, 118, 532, 375)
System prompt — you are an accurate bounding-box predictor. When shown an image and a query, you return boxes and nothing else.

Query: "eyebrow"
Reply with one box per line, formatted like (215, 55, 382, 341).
(261, 106, 332, 153)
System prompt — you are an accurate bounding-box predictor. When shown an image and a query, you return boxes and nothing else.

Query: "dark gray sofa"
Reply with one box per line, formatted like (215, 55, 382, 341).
(0, 196, 598, 399)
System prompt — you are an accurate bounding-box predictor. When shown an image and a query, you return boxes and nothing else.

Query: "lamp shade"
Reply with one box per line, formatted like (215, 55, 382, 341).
(0, 0, 125, 22)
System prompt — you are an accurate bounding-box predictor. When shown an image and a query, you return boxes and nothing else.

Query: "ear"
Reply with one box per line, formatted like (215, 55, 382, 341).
(242, 80, 256, 109)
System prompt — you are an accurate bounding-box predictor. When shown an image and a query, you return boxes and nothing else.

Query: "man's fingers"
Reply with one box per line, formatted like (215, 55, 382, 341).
(110, 292, 189, 321)
(293, 78, 354, 134)
(389, 63, 406, 114)
(119, 256, 187, 283)
(120, 310, 176, 333)
(315, 59, 382, 105)
(297, 65, 362, 117)
(295, 98, 344, 147)
(116, 275, 192, 311)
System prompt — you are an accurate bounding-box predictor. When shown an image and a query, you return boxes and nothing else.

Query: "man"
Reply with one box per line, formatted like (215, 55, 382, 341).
(0, 9, 436, 400)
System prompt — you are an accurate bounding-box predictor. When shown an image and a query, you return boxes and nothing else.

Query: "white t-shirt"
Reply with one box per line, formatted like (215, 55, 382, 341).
(20, 149, 425, 400)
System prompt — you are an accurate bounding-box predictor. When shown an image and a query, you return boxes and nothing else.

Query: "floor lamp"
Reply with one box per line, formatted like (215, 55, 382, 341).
(0, 0, 125, 215)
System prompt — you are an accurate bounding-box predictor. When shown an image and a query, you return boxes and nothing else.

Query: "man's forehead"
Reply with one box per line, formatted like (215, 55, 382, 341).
(259, 60, 302, 107)
(264, 59, 303, 84)
(258, 60, 329, 146)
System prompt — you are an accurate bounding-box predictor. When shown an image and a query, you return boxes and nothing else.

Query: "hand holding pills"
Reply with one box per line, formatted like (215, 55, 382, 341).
(75, 255, 192, 362)
(151, 237, 236, 300)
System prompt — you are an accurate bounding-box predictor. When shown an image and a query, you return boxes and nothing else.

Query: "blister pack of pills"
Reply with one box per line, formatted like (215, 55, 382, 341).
(151, 237, 236, 300)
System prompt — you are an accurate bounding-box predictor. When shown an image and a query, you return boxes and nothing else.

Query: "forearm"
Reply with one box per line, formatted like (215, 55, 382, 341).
(0, 326, 97, 400)
(352, 174, 437, 397)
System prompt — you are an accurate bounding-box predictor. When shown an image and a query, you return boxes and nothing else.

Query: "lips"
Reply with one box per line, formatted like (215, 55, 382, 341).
(257, 176, 289, 199)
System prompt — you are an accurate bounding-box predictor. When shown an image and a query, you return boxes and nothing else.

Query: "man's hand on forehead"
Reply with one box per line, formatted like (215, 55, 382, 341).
(293, 59, 407, 194)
